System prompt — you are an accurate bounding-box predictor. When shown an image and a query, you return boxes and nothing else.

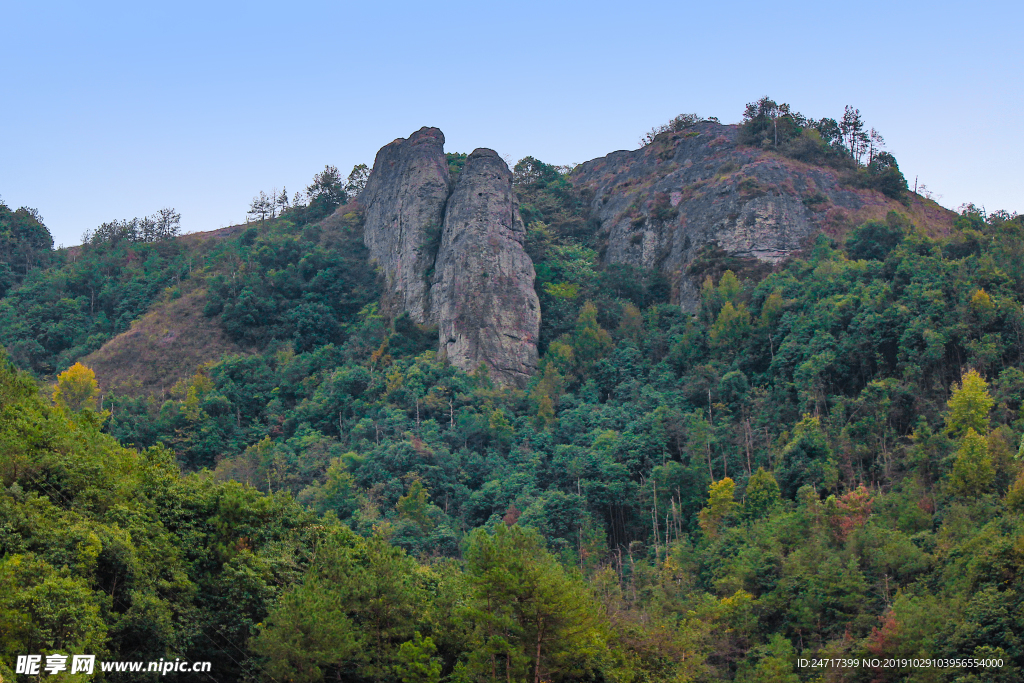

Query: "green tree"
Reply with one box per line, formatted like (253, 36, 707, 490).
(0, 202, 53, 283)
(393, 632, 441, 683)
(718, 269, 742, 303)
(396, 479, 434, 532)
(737, 634, 800, 683)
(488, 408, 514, 448)
(298, 456, 361, 518)
(709, 301, 752, 348)
(841, 105, 868, 161)
(253, 568, 363, 682)
(570, 301, 612, 373)
(867, 151, 908, 199)
(949, 429, 995, 497)
(743, 468, 781, 521)
(463, 525, 605, 683)
(346, 163, 370, 196)
(0, 555, 109, 662)
(253, 527, 423, 682)
(531, 354, 567, 424)
(777, 415, 836, 498)
(739, 97, 801, 148)
(845, 214, 906, 260)
(758, 290, 785, 327)
(306, 165, 347, 220)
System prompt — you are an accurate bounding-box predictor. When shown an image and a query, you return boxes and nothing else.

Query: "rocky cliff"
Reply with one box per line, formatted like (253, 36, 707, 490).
(571, 121, 952, 309)
(432, 149, 540, 387)
(358, 131, 539, 387)
(359, 127, 451, 323)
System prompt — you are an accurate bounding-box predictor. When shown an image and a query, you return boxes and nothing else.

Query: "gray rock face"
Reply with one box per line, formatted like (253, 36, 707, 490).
(571, 122, 874, 311)
(359, 127, 451, 323)
(358, 132, 539, 387)
(432, 149, 540, 387)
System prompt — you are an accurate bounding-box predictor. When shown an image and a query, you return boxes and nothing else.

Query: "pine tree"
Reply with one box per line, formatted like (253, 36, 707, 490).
(841, 106, 868, 162)
(463, 526, 603, 683)
(346, 163, 370, 196)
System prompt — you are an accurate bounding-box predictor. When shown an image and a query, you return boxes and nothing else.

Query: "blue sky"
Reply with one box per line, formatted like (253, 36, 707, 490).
(2, 0, 1021, 247)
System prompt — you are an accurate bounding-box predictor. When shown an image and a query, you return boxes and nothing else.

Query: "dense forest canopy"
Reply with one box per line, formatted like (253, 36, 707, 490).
(2, 101, 1024, 682)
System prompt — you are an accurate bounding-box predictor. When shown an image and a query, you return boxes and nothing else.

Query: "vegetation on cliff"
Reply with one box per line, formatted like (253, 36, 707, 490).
(735, 97, 909, 199)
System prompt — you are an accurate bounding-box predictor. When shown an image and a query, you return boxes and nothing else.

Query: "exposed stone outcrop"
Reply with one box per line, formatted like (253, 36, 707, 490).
(359, 131, 539, 387)
(571, 121, 948, 310)
(357, 121, 941, 382)
(359, 127, 451, 322)
(431, 149, 540, 387)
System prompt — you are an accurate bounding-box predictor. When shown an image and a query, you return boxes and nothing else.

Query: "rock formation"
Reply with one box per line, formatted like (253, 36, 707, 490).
(359, 127, 451, 323)
(570, 121, 929, 310)
(431, 149, 540, 387)
(358, 131, 539, 387)
(357, 121, 938, 382)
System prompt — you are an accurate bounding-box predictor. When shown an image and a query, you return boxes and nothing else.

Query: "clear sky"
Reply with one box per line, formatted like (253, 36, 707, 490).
(2, 1, 1021, 247)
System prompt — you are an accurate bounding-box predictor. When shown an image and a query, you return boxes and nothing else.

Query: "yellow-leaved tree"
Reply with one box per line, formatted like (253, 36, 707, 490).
(944, 369, 996, 498)
(945, 368, 993, 437)
(699, 477, 737, 539)
(52, 362, 99, 412)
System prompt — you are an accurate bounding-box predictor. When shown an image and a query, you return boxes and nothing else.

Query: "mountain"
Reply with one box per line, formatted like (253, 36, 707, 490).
(350, 120, 956, 385)
(3, 107, 1024, 683)
(3, 115, 954, 392)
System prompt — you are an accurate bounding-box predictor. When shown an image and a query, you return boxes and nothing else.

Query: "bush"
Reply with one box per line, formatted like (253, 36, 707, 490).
(845, 212, 909, 260)
(866, 152, 908, 199)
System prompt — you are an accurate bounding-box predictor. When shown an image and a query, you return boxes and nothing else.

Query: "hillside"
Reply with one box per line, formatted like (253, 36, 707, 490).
(26, 105, 955, 393)
(3, 101, 1024, 682)
(63, 107, 961, 394)
(81, 286, 247, 396)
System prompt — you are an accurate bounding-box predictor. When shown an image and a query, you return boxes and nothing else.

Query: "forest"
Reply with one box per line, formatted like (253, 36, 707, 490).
(2, 101, 1024, 682)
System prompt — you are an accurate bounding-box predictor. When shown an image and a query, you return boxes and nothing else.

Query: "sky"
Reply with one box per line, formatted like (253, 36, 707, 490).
(2, 0, 1021, 247)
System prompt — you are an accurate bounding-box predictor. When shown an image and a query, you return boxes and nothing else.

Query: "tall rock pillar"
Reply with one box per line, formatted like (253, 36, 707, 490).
(431, 149, 540, 387)
(359, 126, 451, 323)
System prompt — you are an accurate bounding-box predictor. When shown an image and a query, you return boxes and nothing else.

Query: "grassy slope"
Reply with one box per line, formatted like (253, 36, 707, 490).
(81, 285, 247, 396)
(764, 153, 957, 238)
(76, 206, 374, 398)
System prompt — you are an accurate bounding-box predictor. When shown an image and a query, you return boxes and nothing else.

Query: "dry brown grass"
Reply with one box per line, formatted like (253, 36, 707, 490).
(847, 191, 955, 237)
(761, 154, 957, 237)
(177, 222, 249, 245)
(82, 287, 248, 397)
